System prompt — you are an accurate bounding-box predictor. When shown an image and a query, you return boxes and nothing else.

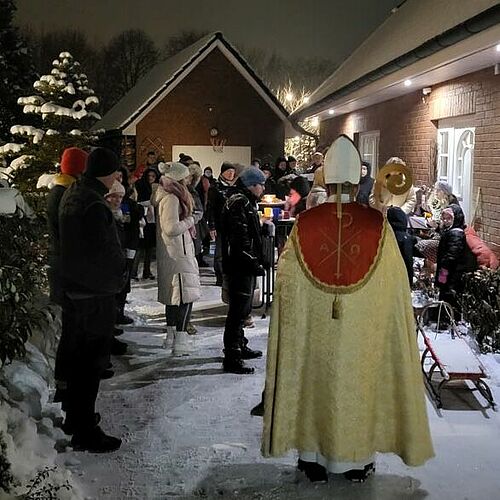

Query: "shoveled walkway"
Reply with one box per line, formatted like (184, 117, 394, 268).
(58, 265, 500, 499)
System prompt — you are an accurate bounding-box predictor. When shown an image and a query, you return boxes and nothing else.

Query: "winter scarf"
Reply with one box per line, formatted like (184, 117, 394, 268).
(53, 173, 77, 188)
(159, 176, 194, 230)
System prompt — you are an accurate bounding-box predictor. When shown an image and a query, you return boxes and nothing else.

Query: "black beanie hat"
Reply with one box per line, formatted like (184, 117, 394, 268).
(85, 148, 120, 178)
(220, 161, 235, 174)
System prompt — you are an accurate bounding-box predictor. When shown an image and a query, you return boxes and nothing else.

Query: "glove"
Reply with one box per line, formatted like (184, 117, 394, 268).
(437, 268, 448, 284)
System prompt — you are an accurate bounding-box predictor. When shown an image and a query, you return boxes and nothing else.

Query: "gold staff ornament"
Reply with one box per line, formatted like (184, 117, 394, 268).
(374, 161, 413, 202)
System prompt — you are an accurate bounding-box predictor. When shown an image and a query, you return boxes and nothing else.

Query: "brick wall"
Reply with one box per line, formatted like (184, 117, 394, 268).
(320, 68, 500, 253)
(135, 48, 284, 166)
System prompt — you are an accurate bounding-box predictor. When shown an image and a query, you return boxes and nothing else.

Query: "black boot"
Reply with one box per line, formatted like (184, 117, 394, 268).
(62, 412, 101, 435)
(297, 459, 328, 483)
(241, 345, 262, 359)
(71, 426, 121, 453)
(343, 462, 375, 482)
(250, 401, 264, 416)
(111, 338, 128, 355)
(223, 353, 254, 374)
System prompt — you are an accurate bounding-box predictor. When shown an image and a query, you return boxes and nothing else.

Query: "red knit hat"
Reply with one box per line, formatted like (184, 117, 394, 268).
(60, 147, 88, 177)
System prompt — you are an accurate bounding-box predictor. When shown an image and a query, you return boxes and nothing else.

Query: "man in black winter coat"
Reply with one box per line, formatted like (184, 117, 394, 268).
(207, 162, 236, 285)
(46, 147, 88, 305)
(387, 207, 414, 285)
(57, 147, 126, 453)
(221, 167, 267, 374)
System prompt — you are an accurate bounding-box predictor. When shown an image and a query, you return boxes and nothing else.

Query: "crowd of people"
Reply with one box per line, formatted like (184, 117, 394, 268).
(45, 143, 497, 484)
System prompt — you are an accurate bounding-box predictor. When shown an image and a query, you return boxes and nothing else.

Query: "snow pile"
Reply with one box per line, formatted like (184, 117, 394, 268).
(10, 125, 44, 144)
(0, 143, 23, 155)
(0, 155, 33, 180)
(0, 310, 83, 499)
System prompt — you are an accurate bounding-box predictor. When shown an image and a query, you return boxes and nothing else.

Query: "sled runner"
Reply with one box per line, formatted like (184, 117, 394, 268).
(416, 302, 496, 409)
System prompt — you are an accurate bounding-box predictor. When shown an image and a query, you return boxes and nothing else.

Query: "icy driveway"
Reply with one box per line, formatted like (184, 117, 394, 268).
(61, 270, 500, 499)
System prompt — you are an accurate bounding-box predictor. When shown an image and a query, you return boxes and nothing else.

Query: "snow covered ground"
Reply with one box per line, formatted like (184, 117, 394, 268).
(60, 264, 500, 499)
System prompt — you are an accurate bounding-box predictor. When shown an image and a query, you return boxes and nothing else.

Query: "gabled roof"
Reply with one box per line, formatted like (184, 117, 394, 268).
(293, 0, 500, 121)
(96, 32, 290, 134)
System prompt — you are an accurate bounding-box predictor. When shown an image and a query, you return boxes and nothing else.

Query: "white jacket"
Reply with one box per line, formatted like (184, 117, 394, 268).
(152, 187, 201, 306)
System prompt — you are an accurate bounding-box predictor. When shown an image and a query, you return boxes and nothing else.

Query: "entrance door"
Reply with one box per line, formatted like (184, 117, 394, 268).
(437, 127, 475, 223)
(358, 131, 379, 175)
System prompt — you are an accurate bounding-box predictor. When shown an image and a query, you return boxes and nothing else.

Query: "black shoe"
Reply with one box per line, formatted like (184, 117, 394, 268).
(250, 401, 264, 417)
(197, 256, 210, 267)
(71, 426, 121, 453)
(62, 412, 101, 435)
(297, 459, 328, 483)
(240, 346, 262, 359)
(143, 274, 155, 280)
(215, 280, 223, 287)
(223, 358, 255, 374)
(100, 369, 114, 380)
(117, 315, 134, 325)
(113, 327, 124, 337)
(111, 338, 128, 355)
(343, 463, 375, 483)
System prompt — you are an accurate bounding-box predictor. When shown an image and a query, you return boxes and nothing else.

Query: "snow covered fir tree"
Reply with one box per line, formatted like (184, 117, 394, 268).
(0, 51, 101, 193)
(0, 0, 35, 143)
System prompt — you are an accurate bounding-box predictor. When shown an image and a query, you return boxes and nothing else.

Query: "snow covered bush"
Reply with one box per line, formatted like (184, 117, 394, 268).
(0, 51, 101, 194)
(0, 212, 48, 365)
(462, 268, 500, 352)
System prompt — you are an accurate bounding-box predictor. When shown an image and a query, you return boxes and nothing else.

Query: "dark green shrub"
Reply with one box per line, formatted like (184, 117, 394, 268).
(0, 212, 48, 365)
(462, 268, 500, 352)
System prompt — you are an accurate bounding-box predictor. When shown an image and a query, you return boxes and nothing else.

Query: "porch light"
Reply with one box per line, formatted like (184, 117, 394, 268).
(496, 44, 500, 52)
(303, 96, 310, 103)
(285, 92, 294, 102)
(404, 79, 412, 87)
(328, 109, 335, 115)
(311, 117, 319, 127)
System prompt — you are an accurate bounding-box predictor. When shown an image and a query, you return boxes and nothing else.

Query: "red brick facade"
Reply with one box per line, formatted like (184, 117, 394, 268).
(135, 48, 284, 165)
(320, 68, 500, 253)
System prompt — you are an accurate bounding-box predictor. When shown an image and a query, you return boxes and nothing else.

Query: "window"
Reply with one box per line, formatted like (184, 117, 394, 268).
(437, 127, 475, 223)
(358, 131, 379, 175)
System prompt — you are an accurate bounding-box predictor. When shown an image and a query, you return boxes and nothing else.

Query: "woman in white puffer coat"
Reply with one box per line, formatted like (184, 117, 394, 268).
(151, 162, 201, 356)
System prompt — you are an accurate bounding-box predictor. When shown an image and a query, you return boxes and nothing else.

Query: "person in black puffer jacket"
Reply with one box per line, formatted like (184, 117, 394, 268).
(57, 148, 126, 453)
(207, 162, 236, 285)
(47, 147, 88, 305)
(221, 167, 267, 375)
(387, 207, 414, 285)
(435, 203, 477, 317)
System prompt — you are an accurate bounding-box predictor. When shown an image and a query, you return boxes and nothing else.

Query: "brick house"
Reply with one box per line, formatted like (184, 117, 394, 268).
(292, 0, 500, 253)
(97, 32, 291, 175)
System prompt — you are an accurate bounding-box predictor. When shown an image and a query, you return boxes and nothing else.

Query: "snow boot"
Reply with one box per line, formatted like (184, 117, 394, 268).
(241, 345, 262, 359)
(172, 331, 191, 357)
(116, 314, 134, 326)
(111, 337, 128, 355)
(71, 426, 122, 453)
(297, 459, 328, 483)
(223, 357, 254, 375)
(343, 463, 375, 483)
(162, 326, 175, 350)
(62, 412, 101, 435)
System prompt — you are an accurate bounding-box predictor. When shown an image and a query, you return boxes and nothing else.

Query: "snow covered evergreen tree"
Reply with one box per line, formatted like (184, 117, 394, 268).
(0, 51, 101, 192)
(0, 0, 35, 142)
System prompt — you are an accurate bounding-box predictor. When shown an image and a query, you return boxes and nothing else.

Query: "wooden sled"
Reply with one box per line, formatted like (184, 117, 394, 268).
(416, 301, 495, 410)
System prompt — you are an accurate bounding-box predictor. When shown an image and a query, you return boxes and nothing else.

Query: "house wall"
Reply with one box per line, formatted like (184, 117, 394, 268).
(135, 48, 284, 167)
(320, 68, 500, 254)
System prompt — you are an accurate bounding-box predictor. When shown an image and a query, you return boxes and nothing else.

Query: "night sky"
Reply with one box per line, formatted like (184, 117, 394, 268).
(15, 0, 402, 63)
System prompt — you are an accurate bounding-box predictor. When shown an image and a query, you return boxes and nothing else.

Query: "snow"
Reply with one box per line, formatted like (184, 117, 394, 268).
(36, 173, 56, 189)
(69, 129, 82, 136)
(85, 96, 99, 106)
(0, 155, 32, 178)
(10, 125, 44, 143)
(17, 96, 44, 106)
(0, 143, 24, 154)
(59, 52, 72, 59)
(57, 263, 500, 500)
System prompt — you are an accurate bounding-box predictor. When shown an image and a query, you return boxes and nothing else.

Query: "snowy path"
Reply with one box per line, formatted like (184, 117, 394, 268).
(59, 267, 500, 499)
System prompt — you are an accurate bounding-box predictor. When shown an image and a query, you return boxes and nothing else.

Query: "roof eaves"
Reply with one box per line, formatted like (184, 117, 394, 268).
(292, 3, 500, 122)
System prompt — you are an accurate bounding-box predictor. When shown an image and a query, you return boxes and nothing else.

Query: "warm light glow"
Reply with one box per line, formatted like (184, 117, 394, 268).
(404, 79, 412, 87)
(303, 96, 310, 103)
(497, 44, 500, 52)
(311, 117, 319, 127)
(328, 109, 335, 115)
(294, 135, 300, 140)
(285, 92, 294, 101)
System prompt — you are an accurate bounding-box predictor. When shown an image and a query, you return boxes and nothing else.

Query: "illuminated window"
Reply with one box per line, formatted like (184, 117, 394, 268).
(358, 131, 380, 175)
